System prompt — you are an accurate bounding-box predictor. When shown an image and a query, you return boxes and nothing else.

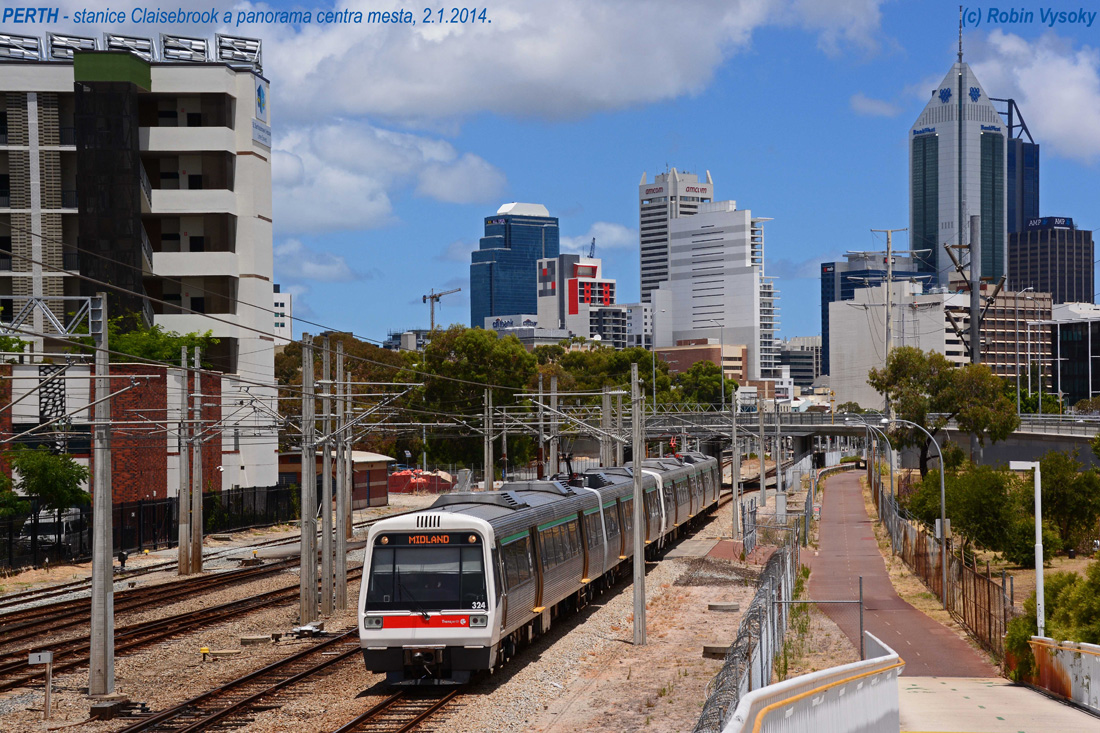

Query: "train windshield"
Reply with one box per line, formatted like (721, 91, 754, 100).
(366, 544, 488, 612)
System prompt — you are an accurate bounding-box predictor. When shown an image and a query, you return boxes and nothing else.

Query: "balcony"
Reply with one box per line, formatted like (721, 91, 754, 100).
(139, 161, 152, 214)
(140, 225, 153, 272)
(0, 255, 10, 271)
(139, 126, 235, 153)
(62, 251, 79, 271)
(60, 190, 77, 209)
(59, 127, 75, 146)
(142, 297, 154, 328)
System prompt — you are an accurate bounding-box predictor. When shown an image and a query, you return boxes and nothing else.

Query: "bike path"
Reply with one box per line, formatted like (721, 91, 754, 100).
(803, 470, 995, 677)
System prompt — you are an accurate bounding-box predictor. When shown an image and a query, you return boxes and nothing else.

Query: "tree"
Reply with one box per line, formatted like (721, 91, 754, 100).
(1036, 450, 1100, 552)
(0, 472, 30, 518)
(673, 360, 738, 407)
(70, 317, 219, 365)
(404, 326, 537, 466)
(8, 446, 90, 511)
(835, 401, 867, 414)
(868, 347, 1020, 476)
(904, 464, 1022, 558)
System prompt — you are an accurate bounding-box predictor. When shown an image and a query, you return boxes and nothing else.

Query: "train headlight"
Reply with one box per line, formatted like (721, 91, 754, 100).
(364, 616, 383, 629)
(470, 615, 488, 628)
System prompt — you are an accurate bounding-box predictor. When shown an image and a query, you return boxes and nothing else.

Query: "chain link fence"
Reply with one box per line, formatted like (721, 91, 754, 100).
(693, 517, 802, 733)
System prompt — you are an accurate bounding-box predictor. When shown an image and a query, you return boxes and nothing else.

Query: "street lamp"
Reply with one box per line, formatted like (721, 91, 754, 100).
(1015, 287, 1034, 416)
(1009, 460, 1044, 637)
(890, 417, 949, 610)
(703, 319, 726, 410)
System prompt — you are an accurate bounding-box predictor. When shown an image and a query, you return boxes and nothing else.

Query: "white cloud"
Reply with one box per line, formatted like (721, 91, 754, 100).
(969, 31, 1100, 164)
(436, 239, 478, 262)
(256, 0, 889, 124)
(850, 92, 900, 117)
(768, 250, 845, 279)
(274, 239, 361, 282)
(561, 222, 637, 254)
(417, 154, 508, 204)
(272, 121, 507, 233)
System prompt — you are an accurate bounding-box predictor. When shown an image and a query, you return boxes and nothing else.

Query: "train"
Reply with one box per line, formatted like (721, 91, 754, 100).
(356, 451, 722, 685)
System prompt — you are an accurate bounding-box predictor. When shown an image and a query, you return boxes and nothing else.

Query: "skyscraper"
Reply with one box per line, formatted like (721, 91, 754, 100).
(638, 168, 712, 303)
(909, 61, 1007, 283)
(993, 98, 1040, 234)
(1008, 217, 1093, 305)
(469, 202, 559, 327)
(655, 199, 777, 381)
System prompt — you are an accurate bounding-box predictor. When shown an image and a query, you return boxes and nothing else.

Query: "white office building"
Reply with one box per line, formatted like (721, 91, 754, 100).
(273, 283, 292, 344)
(638, 168, 713, 303)
(653, 200, 778, 381)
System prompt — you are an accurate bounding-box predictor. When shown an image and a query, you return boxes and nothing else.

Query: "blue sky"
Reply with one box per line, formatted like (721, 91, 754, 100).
(10, 1, 1100, 343)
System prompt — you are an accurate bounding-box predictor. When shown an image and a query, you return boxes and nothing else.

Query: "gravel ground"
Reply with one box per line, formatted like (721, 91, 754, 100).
(0, 495, 439, 733)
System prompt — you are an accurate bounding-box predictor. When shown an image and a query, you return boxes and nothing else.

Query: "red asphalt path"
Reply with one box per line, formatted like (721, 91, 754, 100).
(804, 470, 996, 676)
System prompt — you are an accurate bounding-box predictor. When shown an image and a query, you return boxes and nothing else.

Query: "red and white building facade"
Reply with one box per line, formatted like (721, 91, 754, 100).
(537, 254, 626, 348)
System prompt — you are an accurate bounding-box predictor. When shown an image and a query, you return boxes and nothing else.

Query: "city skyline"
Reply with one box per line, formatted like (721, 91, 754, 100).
(3, 3, 1099, 345)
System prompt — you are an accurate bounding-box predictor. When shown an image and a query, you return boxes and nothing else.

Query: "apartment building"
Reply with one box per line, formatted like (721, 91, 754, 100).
(0, 33, 277, 489)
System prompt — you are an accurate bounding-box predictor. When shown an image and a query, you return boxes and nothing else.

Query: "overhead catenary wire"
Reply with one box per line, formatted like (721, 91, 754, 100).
(0, 232, 542, 395)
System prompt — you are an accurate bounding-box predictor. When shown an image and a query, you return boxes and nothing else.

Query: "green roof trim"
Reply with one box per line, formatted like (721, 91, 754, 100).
(500, 530, 528, 545)
(537, 515, 576, 532)
(73, 51, 151, 91)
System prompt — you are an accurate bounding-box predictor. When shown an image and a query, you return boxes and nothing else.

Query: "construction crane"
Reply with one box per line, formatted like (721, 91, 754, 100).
(588, 237, 596, 258)
(423, 287, 461, 332)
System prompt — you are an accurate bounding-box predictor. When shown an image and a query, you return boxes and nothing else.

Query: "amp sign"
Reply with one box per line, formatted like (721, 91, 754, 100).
(1027, 217, 1074, 231)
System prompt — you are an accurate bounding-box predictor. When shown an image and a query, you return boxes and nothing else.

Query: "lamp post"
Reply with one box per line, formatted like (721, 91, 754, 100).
(891, 417, 949, 610)
(704, 319, 726, 411)
(1015, 288, 1034, 416)
(1010, 460, 1044, 637)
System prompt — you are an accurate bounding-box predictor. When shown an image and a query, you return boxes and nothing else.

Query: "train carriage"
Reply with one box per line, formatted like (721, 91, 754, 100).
(358, 452, 719, 684)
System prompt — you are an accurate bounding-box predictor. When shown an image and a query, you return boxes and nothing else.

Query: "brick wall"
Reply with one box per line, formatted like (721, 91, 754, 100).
(89, 365, 222, 502)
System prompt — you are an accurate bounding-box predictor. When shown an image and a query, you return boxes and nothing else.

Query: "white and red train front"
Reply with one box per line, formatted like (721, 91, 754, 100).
(357, 513, 499, 684)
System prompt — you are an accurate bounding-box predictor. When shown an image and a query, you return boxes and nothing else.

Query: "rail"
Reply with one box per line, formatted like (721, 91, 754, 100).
(722, 632, 904, 733)
(1028, 637, 1100, 715)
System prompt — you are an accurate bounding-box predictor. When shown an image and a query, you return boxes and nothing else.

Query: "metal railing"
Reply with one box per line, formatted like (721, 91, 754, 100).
(1028, 638, 1100, 715)
(139, 160, 152, 205)
(140, 224, 154, 268)
(62, 251, 79, 270)
(141, 296, 155, 328)
(722, 632, 904, 733)
(61, 189, 77, 208)
(59, 127, 75, 145)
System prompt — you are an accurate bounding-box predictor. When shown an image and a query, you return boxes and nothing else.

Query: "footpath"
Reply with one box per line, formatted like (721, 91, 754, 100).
(805, 470, 1096, 732)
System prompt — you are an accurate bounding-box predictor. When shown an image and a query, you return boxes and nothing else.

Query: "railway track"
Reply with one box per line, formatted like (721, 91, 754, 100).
(332, 691, 459, 733)
(117, 631, 362, 732)
(0, 565, 363, 693)
(0, 559, 296, 649)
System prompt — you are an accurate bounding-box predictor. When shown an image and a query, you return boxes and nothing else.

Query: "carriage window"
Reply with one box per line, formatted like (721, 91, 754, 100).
(604, 504, 620, 537)
(502, 536, 534, 588)
(621, 498, 633, 531)
(585, 512, 602, 549)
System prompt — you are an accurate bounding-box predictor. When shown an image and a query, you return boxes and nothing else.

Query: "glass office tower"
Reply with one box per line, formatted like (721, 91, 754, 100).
(470, 203, 559, 327)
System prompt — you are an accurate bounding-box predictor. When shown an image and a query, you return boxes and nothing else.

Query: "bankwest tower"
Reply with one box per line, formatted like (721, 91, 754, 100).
(909, 61, 1007, 283)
